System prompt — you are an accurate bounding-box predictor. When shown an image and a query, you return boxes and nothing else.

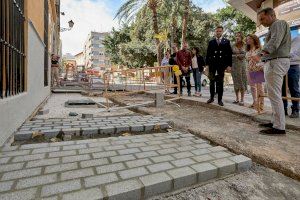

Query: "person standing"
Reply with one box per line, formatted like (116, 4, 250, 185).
(51, 54, 60, 87)
(256, 8, 291, 134)
(176, 42, 192, 96)
(191, 47, 205, 96)
(245, 34, 265, 112)
(282, 35, 300, 118)
(206, 26, 232, 106)
(169, 44, 179, 94)
(161, 50, 171, 93)
(231, 32, 247, 106)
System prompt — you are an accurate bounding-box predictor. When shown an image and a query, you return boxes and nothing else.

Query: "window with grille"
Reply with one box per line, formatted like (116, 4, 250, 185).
(0, 0, 25, 98)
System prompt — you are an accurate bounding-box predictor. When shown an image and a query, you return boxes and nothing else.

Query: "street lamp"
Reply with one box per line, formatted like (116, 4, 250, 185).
(60, 20, 74, 32)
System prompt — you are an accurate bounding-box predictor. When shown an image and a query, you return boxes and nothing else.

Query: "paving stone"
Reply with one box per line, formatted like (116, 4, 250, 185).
(20, 143, 49, 149)
(2, 167, 42, 181)
(0, 187, 37, 200)
(27, 158, 59, 168)
(62, 128, 80, 135)
(135, 151, 159, 159)
(147, 162, 174, 173)
(88, 141, 110, 148)
(0, 162, 24, 173)
(126, 142, 147, 148)
(114, 125, 130, 133)
(41, 179, 82, 197)
(130, 125, 144, 132)
(85, 173, 119, 187)
(119, 167, 149, 179)
(156, 122, 169, 129)
(62, 144, 86, 151)
(14, 131, 33, 141)
(140, 145, 161, 152)
(110, 154, 136, 163)
(105, 179, 142, 200)
(144, 123, 155, 131)
(45, 163, 78, 174)
(191, 148, 211, 156)
(0, 181, 14, 192)
(118, 148, 141, 155)
(99, 126, 115, 134)
(157, 148, 178, 155)
(193, 139, 207, 144)
(172, 151, 194, 159)
(192, 154, 215, 163)
(211, 158, 236, 177)
(208, 146, 227, 152)
(167, 166, 197, 189)
(62, 154, 91, 163)
(139, 172, 172, 198)
(0, 157, 10, 165)
(48, 150, 77, 158)
(159, 143, 178, 149)
(104, 145, 126, 151)
(50, 141, 76, 146)
(82, 127, 98, 135)
(62, 187, 104, 200)
(146, 140, 164, 145)
(171, 158, 196, 167)
(61, 168, 94, 181)
(80, 158, 109, 168)
(96, 163, 126, 174)
(16, 174, 57, 189)
(210, 151, 232, 159)
(150, 155, 175, 163)
(93, 151, 117, 159)
(229, 155, 252, 172)
(176, 146, 196, 152)
(191, 163, 218, 182)
(1, 145, 19, 152)
(111, 140, 131, 145)
(125, 158, 153, 168)
(32, 146, 60, 154)
(78, 147, 104, 154)
(76, 139, 98, 144)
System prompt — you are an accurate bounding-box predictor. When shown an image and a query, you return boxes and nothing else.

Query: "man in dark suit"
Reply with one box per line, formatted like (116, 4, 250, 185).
(206, 25, 232, 106)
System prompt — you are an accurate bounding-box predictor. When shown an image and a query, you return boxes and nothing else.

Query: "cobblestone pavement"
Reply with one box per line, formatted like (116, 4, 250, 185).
(15, 115, 171, 141)
(0, 131, 251, 200)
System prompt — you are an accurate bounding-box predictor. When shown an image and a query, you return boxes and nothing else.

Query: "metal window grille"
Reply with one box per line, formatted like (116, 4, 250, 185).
(44, 0, 49, 86)
(0, 0, 25, 98)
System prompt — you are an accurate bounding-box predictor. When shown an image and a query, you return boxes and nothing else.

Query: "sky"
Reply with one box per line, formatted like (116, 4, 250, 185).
(61, 0, 227, 55)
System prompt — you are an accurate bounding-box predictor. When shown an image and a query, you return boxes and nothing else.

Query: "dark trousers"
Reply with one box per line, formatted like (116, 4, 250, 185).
(180, 75, 191, 94)
(282, 65, 300, 112)
(173, 74, 178, 93)
(209, 73, 224, 102)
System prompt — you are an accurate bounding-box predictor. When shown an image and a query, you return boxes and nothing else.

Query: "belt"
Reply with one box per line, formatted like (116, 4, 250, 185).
(290, 64, 299, 67)
(262, 57, 290, 62)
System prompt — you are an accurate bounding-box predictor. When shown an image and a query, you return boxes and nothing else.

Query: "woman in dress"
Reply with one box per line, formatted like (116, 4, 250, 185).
(231, 32, 247, 105)
(246, 34, 265, 112)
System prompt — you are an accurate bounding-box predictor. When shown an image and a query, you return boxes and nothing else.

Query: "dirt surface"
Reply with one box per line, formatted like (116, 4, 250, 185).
(110, 92, 300, 199)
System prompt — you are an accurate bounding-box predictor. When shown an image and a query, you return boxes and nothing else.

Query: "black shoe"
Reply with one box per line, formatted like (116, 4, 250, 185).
(171, 91, 177, 95)
(207, 99, 214, 104)
(259, 123, 273, 128)
(218, 101, 224, 106)
(290, 111, 299, 118)
(188, 92, 191, 97)
(284, 109, 288, 116)
(259, 128, 286, 135)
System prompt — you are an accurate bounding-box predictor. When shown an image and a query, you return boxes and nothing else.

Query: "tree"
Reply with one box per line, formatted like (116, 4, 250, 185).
(181, 0, 190, 46)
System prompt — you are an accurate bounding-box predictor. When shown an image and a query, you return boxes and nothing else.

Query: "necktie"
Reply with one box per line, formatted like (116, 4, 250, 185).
(217, 39, 220, 45)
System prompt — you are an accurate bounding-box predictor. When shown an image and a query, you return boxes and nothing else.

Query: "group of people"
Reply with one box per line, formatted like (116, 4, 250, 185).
(163, 7, 299, 135)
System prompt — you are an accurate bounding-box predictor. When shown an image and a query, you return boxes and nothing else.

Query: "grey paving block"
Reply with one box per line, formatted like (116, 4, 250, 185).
(156, 122, 169, 129)
(62, 187, 104, 200)
(16, 174, 57, 189)
(118, 148, 141, 155)
(84, 173, 119, 188)
(48, 150, 77, 158)
(193, 139, 207, 144)
(157, 148, 178, 155)
(110, 154, 136, 163)
(62, 154, 91, 163)
(0, 157, 10, 164)
(211, 158, 236, 177)
(82, 127, 98, 135)
(104, 145, 126, 151)
(61, 168, 94, 181)
(62, 144, 86, 151)
(0, 187, 37, 200)
(32, 146, 60, 154)
(210, 151, 232, 159)
(0, 162, 24, 172)
(20, 143, 49, 149)
(171, 158, 196, 167)
(111, 139, 131, 145)
(105, 179, 142, 200)
(96, 163, 126, 174)
(115, 125, 130, 133)
(192, 154, 215, 163)
(130, 125, 144, 132)
(191, 148, 211, 156)
(144, 123, 155, 131)
(139, 172, 172, 198)
(150, 155, 175, 163)
(147, 162, 174, 173)
(176, 146, 196, 152)
(92, 151, 117, 159)
(26, 158, 59, 168)
(77, 147, 104, 155)
(208, 146, 227, 152)
(146, 140, 164, 145)
(0, 181, 14, 192)
(2, 167, 42, 181)
(191, 162, 218, 182)
(193, 143, 213, 149)
(80, 158, 109, 168)
(41, 179, 82, 197)
(119, 167, 149, 179)
(229, 155, 252, 172)
(172, 151, 194, 159)
(0, 149, 30, 157)
(135, 151, 159, 159)
(88, 141, 110, 148)
(167, 166, 197, 189)
(99, 126, 115, 134)
(126, 142, 147, 148)
(45, 163, 78, 174)
(140, 145, 161, 152)
(14, 131, 32, 141)
(125, 158, 153, 168)
(61, 128, 80, 135)
(159, 143, 179, 149)
(50, 141, 76, 146)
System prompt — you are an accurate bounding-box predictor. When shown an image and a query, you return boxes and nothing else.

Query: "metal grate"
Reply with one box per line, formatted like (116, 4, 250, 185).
(0, 0, 25, 98)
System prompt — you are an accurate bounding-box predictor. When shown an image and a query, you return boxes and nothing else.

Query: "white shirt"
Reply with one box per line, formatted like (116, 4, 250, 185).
(192, 56, 198, 69)
(216, 37, 223, 44)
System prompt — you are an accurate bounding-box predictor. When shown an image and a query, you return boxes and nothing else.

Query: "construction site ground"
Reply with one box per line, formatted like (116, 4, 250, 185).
(109, 91, 300, 200)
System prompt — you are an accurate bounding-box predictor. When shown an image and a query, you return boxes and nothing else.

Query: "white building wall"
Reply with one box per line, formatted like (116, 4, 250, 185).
(0, 21, 50, 145)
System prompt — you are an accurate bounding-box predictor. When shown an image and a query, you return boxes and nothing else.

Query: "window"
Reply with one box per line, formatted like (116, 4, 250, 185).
(291, 25, 300, 40)
(0, 0, 25, 98)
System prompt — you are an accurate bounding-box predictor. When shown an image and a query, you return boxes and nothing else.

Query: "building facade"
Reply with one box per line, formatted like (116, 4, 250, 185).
(83, 32, 111, 76)
(0, 0, 61, 145)
(75, 51, 85, 72)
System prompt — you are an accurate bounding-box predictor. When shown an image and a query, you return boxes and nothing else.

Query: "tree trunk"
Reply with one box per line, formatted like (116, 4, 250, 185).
(171, 15, 178, 50)
(150, 5, 162, 66)
(181, 0, 189, 47)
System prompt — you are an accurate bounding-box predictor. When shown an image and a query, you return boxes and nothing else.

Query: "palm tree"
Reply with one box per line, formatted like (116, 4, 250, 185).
(115, 0, 162, 65)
